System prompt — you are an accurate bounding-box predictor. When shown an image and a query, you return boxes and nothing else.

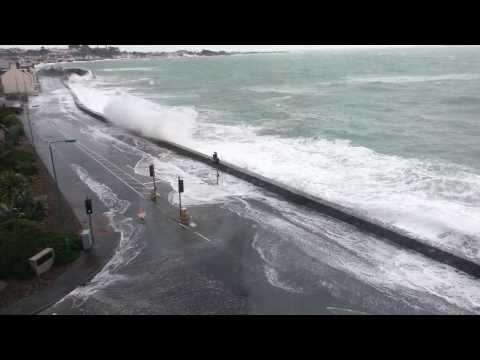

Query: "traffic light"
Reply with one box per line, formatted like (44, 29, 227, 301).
(149, 164, 155, 177)
(178, 178, 184, 193)
(85, 198, 93, 214)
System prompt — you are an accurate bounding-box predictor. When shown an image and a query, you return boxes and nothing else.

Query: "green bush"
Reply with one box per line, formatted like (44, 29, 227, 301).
(6, 124, 25, 146)
(0, 149, 37, 176)
(13, 149, 37, 176)
(0, 109, 17, 122)
(12, 191, 46, 222)
(0, 148, 15, 171)
(0, 171, 28, 208)
(0, 114, 21, 128)
(0, 220, 81, 279)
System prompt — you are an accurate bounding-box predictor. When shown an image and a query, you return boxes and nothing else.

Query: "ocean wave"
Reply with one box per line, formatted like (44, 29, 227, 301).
(345, 73, 480, 84)
(84, 123, 480, 313)
(67, 73, 480, 263)
(68, 70, 95, 82)
(441, 96, 480, 106)
(191, 129, 480, 260)
(100, 67, 154, 72)
(68, 79, 198, 145)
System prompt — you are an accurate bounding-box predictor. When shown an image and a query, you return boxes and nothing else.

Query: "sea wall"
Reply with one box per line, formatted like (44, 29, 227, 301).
(61, 80, 106, 122)
(63, 79, 480, 279)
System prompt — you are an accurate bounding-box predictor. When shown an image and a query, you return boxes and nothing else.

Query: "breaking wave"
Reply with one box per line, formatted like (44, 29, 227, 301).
(67, 72, 480, 263)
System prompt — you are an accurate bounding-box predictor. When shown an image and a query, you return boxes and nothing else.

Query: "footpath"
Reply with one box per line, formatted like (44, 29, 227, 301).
(0, 106, 120, 315)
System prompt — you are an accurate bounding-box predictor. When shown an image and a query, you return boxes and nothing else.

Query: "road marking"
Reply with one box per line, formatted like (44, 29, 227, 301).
(194, 231, 212, 242)
(169, 217, 213, 243)
(142, 181, 161, 186)
(53, 125, 214, 244)
(325, 306, 369, 315)
(76, 144, 145, 199)
(78, 143, 146, 185)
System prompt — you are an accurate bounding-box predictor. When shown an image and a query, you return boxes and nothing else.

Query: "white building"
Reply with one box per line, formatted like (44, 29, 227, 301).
(0, 62, 39, 95)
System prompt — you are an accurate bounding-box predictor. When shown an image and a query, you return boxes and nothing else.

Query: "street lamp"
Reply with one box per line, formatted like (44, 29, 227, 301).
(48, 139, 76, 187)
(26, 104, 40, 149)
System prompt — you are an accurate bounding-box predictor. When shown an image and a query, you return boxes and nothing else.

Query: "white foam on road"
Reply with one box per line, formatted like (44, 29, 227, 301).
(65, 73, 480, 263)
(55, 165, 145, 307)
(231, 197, 480, 314)
(61, 76, 480, 313)
(81, 122, 480, 313)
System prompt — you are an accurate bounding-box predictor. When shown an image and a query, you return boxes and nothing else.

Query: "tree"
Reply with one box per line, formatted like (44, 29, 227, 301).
(6, 124, 24, 146)
(0, 171, 28, 209)
(80, 45, 91, 54)
(11, 191, 45, 221)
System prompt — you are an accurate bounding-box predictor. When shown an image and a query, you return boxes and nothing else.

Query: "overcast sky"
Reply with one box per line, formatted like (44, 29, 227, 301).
(0, 45, 423, 52)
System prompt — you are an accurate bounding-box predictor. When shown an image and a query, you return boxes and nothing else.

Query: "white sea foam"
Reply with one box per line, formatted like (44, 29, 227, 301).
(68, 70, 95, 82)
(232, 197, 480, 313)
(134, 152, 260, 207)
(247, 85, 317, 95)
(68, 81, 197, 145)
(58, 165, 145, 306)
(191, 132, 480, 262)
(74, 121, 480, 313)
(67, 73, 480, 263)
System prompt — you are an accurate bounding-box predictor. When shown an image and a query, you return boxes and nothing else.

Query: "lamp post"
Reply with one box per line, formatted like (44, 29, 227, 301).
(48, 139, 76, 187)
(26, 104, 39, 149)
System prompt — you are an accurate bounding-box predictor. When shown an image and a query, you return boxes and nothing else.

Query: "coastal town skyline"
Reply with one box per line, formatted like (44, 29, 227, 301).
(0, 45, 422, 52)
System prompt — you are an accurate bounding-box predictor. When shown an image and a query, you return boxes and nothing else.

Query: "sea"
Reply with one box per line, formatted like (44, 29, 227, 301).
(62, 45, 480, 263)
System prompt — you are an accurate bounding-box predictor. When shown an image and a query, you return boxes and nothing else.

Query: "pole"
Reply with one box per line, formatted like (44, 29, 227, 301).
(26, 101, 34, 149)
(48, 143, 58, 186)
(88, 213, 94, 247)
(20, 68, 35, 149)
(179, 190, 182, 217)
(216, 169, 219, 185)
(153, 173, 157, 197)
(178, 176, 184, 219)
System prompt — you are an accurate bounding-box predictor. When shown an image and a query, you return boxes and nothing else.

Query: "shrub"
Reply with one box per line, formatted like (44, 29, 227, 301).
(0, 149, 37, 176)
(13, 149, 37, 176)
(12, 191, 46, 222)
(0, 171, 28, 208)
(0, 148, 15, 171)
(6, 124, 25, 146)
(0, 108, 17, 121)
(0, 220, 81, 279)
(0, 114, 21, 128)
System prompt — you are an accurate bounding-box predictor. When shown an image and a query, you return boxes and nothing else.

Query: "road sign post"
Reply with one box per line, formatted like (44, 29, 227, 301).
(149, 164, 157, 201)
(178, 177, 184, 218)
(85, 197, 94, 249)
(48, 143, 58, 187)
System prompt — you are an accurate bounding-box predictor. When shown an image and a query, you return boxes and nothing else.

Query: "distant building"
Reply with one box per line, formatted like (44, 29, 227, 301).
(0, 59, 11, 70)
(0, 62, 39, 95)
